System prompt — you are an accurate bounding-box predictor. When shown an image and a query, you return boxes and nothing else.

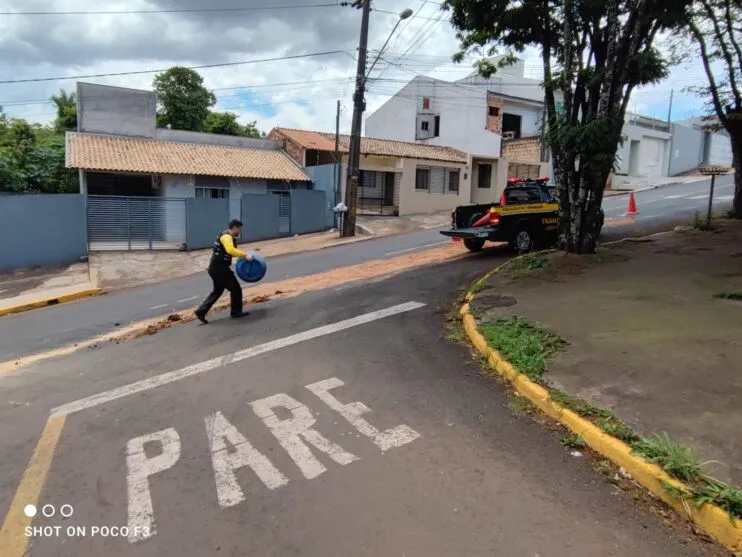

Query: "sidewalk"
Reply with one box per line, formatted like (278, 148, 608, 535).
(0, 262, 99, 317)
(466, 220, 742, 520)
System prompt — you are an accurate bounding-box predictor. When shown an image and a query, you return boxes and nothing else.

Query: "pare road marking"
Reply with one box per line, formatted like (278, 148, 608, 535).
(126, 377, 420, 543)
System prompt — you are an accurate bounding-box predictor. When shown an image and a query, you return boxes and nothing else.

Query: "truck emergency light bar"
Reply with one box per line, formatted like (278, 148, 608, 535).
(506, 176, 550, 184)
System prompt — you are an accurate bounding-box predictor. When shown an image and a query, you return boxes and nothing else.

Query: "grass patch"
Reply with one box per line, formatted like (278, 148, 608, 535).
(692, 211, 714, 231)
(632, 432, 742, 520)
(478, 316, 565, 381)
(470, 280, 487, 294)
(560, 434, 586, 449)
(632, 433, 704, 483)
(549, 389, 639, 443)
(713, 291, 742, 300)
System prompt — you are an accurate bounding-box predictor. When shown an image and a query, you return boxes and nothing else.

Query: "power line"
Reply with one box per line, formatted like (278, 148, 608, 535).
(0, 50, 351, 85)
(0, 3, 340, 16)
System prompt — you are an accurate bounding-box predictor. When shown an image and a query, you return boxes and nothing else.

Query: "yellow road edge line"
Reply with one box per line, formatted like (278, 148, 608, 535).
(0, 415, 67, 557)
(0, 289, 102, 318)
(461, 284, 742, 553)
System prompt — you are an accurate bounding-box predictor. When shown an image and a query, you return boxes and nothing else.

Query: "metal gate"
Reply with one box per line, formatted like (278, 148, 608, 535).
(87, 195, 187, 251)
(275, 191, 291, 234)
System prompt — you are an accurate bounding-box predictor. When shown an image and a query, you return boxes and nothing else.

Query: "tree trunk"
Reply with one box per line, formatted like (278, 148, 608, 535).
(730, 127, 742, 219)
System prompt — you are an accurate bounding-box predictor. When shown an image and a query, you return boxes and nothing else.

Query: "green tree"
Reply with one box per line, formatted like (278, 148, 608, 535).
(242, 120, 265, 138)
(50, 89, 77, 133)
(203, 111, 243, 135)
(680, 0, 742, 218)
(153, 67, 216, 132)
(444, 0, 689, 253)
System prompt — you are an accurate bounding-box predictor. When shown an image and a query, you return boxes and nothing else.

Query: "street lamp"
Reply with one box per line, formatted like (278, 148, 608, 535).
(366, 9, 414, 78)
(698, 164, 731, 227)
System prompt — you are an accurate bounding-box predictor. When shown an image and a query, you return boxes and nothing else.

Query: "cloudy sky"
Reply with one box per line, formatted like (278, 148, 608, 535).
(0, 0, 717, 135)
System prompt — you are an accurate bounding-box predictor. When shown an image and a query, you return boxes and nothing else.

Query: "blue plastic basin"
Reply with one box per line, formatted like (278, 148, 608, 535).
(235, 252, 267, 283)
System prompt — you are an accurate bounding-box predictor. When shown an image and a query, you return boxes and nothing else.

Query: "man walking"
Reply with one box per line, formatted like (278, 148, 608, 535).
(195, 219, 252, 324)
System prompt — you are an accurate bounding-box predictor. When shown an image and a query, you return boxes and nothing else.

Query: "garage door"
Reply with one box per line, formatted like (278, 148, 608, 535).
(639, 137, 665, 176)
(709, 132, 732, 166)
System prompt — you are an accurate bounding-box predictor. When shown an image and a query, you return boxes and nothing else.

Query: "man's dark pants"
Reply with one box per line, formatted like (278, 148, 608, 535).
(196, 265, 243, 317)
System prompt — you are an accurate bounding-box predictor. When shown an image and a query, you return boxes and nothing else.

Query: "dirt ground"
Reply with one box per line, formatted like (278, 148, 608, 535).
(471, 221, 742, 487)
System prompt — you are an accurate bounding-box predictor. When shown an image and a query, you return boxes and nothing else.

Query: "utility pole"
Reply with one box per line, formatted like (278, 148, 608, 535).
(666, 89, 674, 176)
(341, 0, 371, 238)
(334, 100, 341, 231)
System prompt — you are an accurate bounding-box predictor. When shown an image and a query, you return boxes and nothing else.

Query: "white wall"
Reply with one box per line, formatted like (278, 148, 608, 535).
(614, 122, 671, 178)
(500, 101, 543, 137)
(470, 158, 506, 204)
(398, 158, 470, 215)
(365, 76, 502, 158)
(709, 132, 733, 166)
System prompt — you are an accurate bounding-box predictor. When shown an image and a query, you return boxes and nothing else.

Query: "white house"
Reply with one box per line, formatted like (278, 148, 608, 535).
(365, 64, 551, 204)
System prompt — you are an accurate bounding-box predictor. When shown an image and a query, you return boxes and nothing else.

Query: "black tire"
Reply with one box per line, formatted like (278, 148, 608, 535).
(463, 238, 486, 252)
(511, 222, 536, 253)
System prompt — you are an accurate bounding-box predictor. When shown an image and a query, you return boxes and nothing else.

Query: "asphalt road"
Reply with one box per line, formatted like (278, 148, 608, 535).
(0, 175, 735, 362)
(0, 259, 722, 557)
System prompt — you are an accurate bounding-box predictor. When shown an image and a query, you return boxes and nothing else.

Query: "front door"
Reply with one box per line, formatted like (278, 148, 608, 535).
(383, 172, 395, 206)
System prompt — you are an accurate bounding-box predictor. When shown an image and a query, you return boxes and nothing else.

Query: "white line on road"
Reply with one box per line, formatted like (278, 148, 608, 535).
(685, 195, 708, 200)
(50, 301, 427, 418)
(177, 296, 197, 303)
(384, 241, 447, 256)
(148, 304, 168, 311)
(0, 289, 6, 295)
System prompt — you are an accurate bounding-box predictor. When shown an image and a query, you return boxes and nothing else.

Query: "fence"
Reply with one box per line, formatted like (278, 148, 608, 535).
(87, 195, 187, 251)
(240, 190, 329, 241)
(0, 194, 88, 271)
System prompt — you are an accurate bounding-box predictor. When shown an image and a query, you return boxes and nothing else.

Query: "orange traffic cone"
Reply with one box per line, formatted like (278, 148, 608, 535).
(499, 190, 507, 206)
(625, 192, 638, 216)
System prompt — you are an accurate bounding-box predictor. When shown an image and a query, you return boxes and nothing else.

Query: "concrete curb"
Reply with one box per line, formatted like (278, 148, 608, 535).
(0, 288, 102, 318)
(460, 261, 742, 553)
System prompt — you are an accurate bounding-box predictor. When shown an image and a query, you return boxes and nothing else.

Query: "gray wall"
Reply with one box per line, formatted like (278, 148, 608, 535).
(156, 129, 281, 150)
(241, 194, 284, 241)
(305, 164, 340, 228)
(186, 198, 230, 250)
(0, 194, 87, 271)
(77, 82, 157, 138)
(291, 190, 329, 235)
(669, 123, 705, 176)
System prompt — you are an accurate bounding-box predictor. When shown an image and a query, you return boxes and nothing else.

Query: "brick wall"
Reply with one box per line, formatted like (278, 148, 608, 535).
(267, 130, 306, 166)
(486, 93, 503, 134)
(502, 137, 542, 164)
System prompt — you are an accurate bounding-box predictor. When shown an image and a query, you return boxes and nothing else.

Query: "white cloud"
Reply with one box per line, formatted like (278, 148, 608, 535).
(0, 0, 715, 137)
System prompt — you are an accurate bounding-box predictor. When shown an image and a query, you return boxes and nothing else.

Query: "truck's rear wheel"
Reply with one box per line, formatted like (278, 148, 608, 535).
(463, 238, 485, 252)
(511, 224, 535, 253)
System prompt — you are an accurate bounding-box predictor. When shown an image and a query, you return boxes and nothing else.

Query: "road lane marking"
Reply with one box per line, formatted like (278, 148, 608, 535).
(602, 217, 635, 227)
(148, 304, 168, 310)
(251, 393, 360, 480)
(685, 194, 708, 200)
(126, 428, 181, 543)
(119, 376, 420, 542)
(384, 241, 447, 256)
(307, 377, 420, 451)
(0, 415, 66, 557)
(206, 411, 289, 508)
(49, 301, 426, 418)
(176, 296, 197, 303)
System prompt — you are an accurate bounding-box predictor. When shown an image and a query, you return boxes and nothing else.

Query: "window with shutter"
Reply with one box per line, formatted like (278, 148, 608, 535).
(429, 168, 445, 194)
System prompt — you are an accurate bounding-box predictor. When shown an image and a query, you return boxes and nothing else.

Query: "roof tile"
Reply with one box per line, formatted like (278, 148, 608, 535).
(273, 127, 468, 164)
(66, 132, 311, 181)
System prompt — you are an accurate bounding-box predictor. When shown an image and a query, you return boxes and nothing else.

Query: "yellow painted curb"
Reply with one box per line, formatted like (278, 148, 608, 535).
(461, 283, 742, 553)
(0, 288, 102, 317)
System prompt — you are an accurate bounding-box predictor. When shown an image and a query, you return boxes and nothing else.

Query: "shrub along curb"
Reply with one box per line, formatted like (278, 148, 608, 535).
(460, 257, 742, 554)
